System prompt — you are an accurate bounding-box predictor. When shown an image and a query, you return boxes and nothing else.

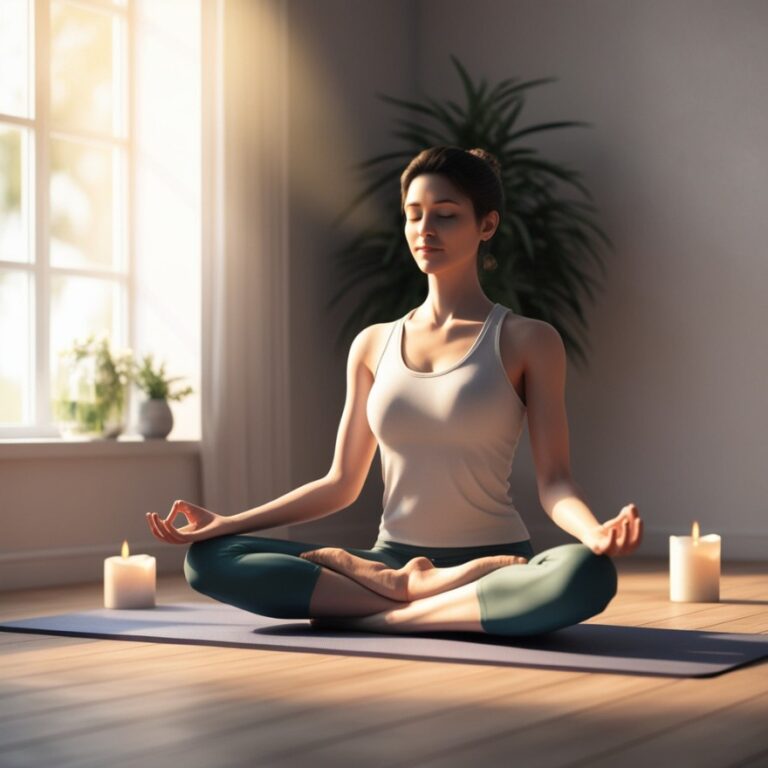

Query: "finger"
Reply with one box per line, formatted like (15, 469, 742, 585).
(165, 500, 186, 525)
(603, 506, 633, 530)
(151, 512, 176, 543)
(620, 515, 641, 556)
(150, 512, 183, 544)
(156, 513, 187, 544)
(618, 505, 636, 524)
(604, 524, 618, 556)
(146, 512, 170, 543)
(145, 512, 159, 539)
(621, 513, 641, 552)
(618, 516, 631, 549)
(618, 504, 637, 520)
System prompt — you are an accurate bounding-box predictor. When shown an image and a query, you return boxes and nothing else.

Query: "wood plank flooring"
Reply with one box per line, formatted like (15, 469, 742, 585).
(1, 557, 766, 768)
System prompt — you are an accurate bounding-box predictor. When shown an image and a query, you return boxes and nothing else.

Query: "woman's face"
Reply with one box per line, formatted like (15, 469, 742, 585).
(403, 173, 497, 273)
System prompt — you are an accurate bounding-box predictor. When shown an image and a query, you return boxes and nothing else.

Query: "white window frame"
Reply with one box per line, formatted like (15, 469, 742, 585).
(0, 0, 135, 439)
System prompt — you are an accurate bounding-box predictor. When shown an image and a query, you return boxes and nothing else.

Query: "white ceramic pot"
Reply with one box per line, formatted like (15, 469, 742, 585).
(138, 398, 173, 439)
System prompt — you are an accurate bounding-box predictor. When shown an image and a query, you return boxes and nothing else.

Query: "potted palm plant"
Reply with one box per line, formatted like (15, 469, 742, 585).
(133, 354, 194, 439)
(327, 54, 613, 371)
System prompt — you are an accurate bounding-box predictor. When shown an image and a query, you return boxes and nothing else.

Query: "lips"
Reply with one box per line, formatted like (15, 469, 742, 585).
(417, 246, 442, 251)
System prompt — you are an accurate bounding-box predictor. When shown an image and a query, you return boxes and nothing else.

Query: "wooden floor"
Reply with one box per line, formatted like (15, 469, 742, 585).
(1, 557, 767, 768)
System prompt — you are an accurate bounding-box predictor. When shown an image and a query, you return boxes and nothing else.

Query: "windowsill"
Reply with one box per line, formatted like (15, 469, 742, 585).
(0, 436, 201, 460)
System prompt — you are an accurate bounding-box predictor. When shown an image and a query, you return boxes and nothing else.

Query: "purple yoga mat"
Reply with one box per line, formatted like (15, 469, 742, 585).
(1, 601, 766, 678)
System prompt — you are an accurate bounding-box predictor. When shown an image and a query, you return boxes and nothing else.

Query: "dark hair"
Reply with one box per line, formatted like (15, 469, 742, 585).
(400, 146, 504, 266)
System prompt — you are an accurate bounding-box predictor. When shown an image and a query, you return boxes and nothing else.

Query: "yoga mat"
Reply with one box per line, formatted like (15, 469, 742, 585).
(1, 602, 766, 678)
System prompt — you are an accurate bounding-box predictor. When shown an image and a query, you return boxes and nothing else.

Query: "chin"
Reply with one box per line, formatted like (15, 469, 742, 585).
(414, 252, 446, 268)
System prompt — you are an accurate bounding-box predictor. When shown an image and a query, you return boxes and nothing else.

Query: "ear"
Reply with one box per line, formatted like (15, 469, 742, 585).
(480, 210, 500, 240)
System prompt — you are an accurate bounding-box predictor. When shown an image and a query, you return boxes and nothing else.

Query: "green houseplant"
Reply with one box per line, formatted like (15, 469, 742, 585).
(53, 332, 134, 439)
(133, 353, 194, 439)
(327, 55, 613, 370)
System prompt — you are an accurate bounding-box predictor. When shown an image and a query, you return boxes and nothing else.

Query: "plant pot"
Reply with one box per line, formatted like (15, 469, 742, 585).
(138, 398, 173, 439)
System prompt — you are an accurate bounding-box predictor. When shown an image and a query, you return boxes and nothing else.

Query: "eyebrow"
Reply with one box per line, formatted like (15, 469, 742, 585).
(404, 199, 460, 208)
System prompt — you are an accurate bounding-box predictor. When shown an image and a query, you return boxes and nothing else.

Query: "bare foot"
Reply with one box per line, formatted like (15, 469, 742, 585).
(309, 578, 488, 635)
(300, 548, 527, 601)
(300, 548, 408, 600)
(403, 554, 528, 599)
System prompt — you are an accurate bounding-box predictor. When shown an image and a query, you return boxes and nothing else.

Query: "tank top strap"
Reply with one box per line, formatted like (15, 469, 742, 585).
(489, 302, 510, 346)
(472, 302, 507, 355)
(373, 318, 400, 379)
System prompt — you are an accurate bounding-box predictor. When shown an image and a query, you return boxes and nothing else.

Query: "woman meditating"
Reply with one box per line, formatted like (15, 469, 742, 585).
(146, 146, 642, 637)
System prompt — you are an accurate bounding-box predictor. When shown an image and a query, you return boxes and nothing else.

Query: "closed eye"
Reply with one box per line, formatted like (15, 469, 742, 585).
(406, 215, 455, 221)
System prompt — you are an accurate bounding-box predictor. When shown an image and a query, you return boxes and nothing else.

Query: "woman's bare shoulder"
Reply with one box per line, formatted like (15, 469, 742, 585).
(358, 320, 399, 377)
(499, 308, 563, 368)
(498, 307, 549, 340)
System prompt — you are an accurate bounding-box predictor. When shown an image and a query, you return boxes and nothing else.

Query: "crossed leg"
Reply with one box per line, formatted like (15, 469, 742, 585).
(300, 547, 527, 601)
(304, 543, 618, 636)
(309, 578, 488, 634)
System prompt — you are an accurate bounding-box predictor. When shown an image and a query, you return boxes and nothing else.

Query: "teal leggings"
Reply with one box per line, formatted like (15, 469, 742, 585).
(183, 535, 617, 637)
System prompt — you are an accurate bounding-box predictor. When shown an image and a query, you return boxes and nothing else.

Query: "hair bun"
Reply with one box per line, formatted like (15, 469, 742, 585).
(468, 147, 501, 177)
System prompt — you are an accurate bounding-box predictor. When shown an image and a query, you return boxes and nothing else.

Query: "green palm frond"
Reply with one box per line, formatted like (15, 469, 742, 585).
(326, 55, 614, 371)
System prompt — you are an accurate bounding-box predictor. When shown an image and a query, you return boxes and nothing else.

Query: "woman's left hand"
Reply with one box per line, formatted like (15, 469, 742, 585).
(145, 500, 231, 544)
(582, 503, 643, 557)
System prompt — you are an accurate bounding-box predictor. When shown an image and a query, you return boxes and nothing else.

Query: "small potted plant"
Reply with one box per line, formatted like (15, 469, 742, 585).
(133, 353, 194, 439)
(52, 332, 134, 440)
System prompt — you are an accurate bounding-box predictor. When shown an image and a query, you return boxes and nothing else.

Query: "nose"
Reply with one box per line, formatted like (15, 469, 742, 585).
(417, 215, 436, 237)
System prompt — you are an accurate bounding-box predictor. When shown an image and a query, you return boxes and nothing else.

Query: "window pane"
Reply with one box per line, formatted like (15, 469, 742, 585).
(50, 138, 122, 270)
(50, 274, 121, 378)
(0, 124, 32, 264)
(0, 0, 32, 119)
(0, 269, 32, 424)
(50, 0, 124, 136)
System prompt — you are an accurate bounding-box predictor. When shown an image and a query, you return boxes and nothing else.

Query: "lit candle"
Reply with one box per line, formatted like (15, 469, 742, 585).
(104, 540, 156, 609)
(669, 521, 721, 602)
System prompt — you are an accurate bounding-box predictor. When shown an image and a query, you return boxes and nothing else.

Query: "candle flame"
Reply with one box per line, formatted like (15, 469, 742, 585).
(691, 520, 700, 544)
(121, 540, 130, 558)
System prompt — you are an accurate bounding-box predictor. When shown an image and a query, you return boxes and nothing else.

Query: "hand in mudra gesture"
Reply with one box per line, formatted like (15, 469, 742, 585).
(145, 500, 231, 544)
(583, 503, 643, 557)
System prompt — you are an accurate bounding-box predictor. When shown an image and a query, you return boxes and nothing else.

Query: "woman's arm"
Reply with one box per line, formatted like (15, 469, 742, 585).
(521, 321, 642, 556)
(221, 476, 351, 535)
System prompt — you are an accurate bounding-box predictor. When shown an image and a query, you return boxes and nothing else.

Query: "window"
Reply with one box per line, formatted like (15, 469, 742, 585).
(0, 0, 132, 437)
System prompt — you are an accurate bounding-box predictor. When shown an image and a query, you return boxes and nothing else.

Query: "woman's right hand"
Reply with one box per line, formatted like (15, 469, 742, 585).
(145, 500, 232, 544)
(582, 503, 643, 557)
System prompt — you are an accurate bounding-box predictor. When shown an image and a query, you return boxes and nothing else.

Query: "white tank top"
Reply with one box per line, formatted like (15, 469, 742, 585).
(366, 302, 530, 547)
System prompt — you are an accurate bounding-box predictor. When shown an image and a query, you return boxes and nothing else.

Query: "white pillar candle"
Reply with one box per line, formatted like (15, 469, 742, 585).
(104, 540, 156, 609)
(669, 521, 721, 602)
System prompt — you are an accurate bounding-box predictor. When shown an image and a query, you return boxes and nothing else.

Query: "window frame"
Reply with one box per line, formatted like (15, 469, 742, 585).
(0, 0, 134, 438)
